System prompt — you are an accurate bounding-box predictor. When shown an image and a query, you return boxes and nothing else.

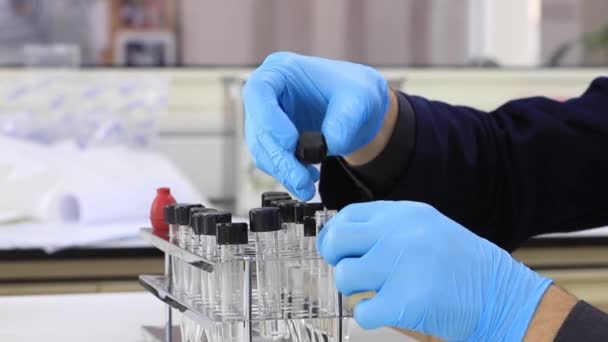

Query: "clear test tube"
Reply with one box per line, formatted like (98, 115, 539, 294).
(278, 200, 308, 318)
(250, 207, 284, 341)
(174, 204, 203, 297)
(163, 204, 179, 293)
(317, 210, 338, 317)
(189, 208, 217, 305)
(217, 222, 249, 342)
(164, 203, 180, 242)
(295, 202, 324, 257)
(276, 200, 300, 253)
(200, 211, 232, 314)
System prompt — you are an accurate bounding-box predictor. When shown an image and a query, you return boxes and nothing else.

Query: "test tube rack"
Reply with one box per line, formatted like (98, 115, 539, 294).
(138, 227, 353, 342)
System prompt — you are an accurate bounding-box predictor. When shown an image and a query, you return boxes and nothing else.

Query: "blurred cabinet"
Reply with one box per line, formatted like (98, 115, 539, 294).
(103, 0, 176, 66)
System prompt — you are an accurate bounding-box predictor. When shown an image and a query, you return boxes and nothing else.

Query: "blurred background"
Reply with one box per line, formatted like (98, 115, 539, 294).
(0, 1, 606, 341)
(0, 0, 606, 67)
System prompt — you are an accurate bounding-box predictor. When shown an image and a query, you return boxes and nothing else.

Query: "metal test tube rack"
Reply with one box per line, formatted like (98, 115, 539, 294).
(138, 228, 352, 342)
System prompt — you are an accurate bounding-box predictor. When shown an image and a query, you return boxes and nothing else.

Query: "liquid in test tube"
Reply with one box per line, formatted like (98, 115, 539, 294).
(216, 222, 248, 342)
(200, 210, 232, 314)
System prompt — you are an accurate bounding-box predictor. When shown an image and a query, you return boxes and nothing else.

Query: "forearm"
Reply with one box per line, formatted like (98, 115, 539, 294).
(525, 285, 608, 342)
(524, 285, 577, 341)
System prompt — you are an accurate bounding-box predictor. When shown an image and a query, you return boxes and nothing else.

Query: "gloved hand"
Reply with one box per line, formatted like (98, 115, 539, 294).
(317, 201, 553, 341)
(242, 52, 389, 200)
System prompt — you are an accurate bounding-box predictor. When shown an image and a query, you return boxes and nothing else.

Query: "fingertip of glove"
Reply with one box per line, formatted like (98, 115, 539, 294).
(292, 182, 315, 201)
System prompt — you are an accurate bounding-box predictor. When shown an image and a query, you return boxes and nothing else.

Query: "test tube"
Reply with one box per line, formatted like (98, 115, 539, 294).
(174, 204, 204, 297)
(200, 211, 232, 314)
(217, 221, 248, 341)
(262, 193, 291, 208)
(297, 204, 324, 321)
(164, 203, 180, 242)
(190, 208, 218, 254)
(316, 210, 338, 317)
(261, 191, 290, 206)
(295, 202, 324, 257)
(163, 204, 179, 293)
(250, 207, 284, 341)
(277, 200, 304, 318)
(189, 208, 217, 305)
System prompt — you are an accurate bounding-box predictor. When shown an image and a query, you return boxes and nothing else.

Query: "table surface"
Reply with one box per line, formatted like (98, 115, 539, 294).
(0, 292, 410, 342)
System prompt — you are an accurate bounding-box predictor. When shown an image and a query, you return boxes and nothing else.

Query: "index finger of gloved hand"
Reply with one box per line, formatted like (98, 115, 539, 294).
(243, 71, 298, 150)
(257, 131, 316, 200)
(243, 74, 316, 200)
(317, 219, 382, 266)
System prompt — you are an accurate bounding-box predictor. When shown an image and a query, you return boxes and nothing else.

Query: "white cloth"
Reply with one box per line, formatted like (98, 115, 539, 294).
(0, 136, 205, 224)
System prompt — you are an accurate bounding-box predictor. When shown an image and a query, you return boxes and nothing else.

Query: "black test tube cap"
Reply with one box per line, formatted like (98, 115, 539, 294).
(200, 211, 232, 236)
(163, 203, 181, 225)
(249, 207, 281, 232)
(175, 204, 204, 226)
(295, 202, 324, 223)
(303, 216, 317, 236)
(191, 208, 218, 235)
(261, 192, 290, 206)
(217, 222, 249, 245)
(277, 200, 299, 223)
(296, 132, 327, 164)
(262, 194, 291, 207)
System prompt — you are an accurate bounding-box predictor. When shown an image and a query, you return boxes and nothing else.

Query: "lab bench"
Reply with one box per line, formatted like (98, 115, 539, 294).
(0, 242, 164, 296)
(0, 234, 606, 312)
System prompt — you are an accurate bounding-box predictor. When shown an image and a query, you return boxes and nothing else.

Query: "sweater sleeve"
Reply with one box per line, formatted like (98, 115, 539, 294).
(319, 77, 608, 251)
(555, 301, 608, 342)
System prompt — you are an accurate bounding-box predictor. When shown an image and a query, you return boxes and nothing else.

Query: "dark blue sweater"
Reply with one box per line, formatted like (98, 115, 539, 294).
(318, 76, 608, 341)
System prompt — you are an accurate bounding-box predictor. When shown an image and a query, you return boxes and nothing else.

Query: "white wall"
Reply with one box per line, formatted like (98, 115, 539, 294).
(468, 0, 541, 66)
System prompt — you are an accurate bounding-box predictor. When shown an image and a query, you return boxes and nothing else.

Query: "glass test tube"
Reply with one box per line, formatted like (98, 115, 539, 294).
(172, 204, 202, 296)
(174, 204, 203, 297)
(278, 201, 308, 318)
(163, 204, 179, 292)
(217, 222, 248, 342)
(275, 200, 301, 318)
(165, 203, 181, 242)
(316, 210, 338, 317)
(189, 208, 216, 303)
(250, 207, 284, 341)
(200, 211, 232, 314)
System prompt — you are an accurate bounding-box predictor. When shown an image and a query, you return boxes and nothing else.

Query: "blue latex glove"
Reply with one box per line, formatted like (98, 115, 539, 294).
(242, 52, 389, 200)
(317, 201, 553, 341)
